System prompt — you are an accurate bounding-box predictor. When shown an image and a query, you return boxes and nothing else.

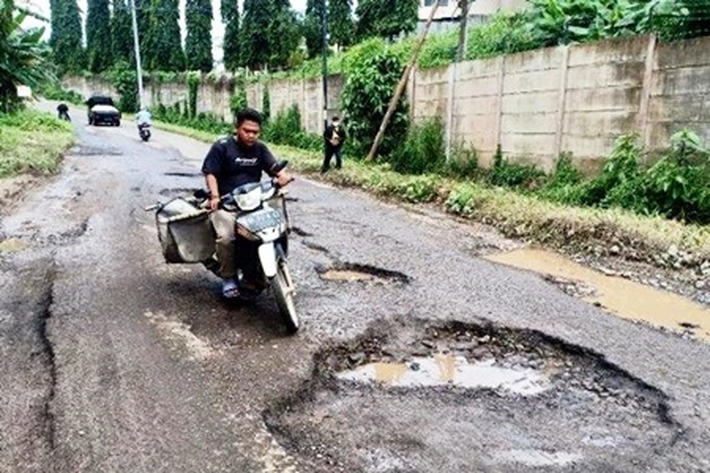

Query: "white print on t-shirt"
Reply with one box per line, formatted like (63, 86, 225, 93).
(234, 157, 258, 166)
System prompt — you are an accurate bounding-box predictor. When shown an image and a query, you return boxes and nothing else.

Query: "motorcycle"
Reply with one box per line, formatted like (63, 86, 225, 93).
(138, 123, 151, 142)
(144, 161, 299, 334)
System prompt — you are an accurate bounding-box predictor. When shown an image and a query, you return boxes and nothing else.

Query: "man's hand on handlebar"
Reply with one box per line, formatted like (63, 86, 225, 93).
(276, 171, 294, 188)
(208, 195, 220, 211)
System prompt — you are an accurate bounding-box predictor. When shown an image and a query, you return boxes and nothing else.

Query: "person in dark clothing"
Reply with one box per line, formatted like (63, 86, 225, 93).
(202, 107, 293, 298)
(321, 116, 346, 173)
(57, 103, 70, 121)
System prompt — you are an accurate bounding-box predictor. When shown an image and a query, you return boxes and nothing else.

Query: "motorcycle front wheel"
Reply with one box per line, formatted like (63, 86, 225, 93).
(271, 259, 299, 334)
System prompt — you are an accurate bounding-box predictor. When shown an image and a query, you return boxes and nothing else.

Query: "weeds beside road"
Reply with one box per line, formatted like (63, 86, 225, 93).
(0, 109, 74, 178)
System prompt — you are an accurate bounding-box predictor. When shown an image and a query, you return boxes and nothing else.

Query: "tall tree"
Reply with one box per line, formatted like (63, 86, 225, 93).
(110, 0, 133, 65)
(220, 0, 240, 71)
(355, 0, 418, 41)
(185, 0, 213, 71)
(241, 0, 300, 70)
(143, 0, 184, 71)
(329, 0, 354, 48)
(86, 0, 112, 72)
(1, 0, 54, 111)
(303, 0, 326, 59)
(49, 0, 85, 73)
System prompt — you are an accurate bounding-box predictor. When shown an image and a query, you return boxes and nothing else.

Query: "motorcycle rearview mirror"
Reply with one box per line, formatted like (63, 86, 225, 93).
(193, 189, 210, 200)
(272, 160, 289, 174)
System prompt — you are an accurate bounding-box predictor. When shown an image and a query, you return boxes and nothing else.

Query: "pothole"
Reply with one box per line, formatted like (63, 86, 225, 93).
(69, 145, 123, 156)
(163, 172, 202, 177)
(290, 226, 313, 237)
(264, 319, 680, 472)
(317, 263, 409, 285)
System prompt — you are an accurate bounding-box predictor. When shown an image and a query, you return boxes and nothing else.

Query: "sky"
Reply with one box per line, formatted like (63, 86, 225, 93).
(19, 0, 311, 66)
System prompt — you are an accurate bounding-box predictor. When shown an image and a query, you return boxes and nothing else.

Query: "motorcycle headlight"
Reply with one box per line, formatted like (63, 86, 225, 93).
(234, 185, 262, 211)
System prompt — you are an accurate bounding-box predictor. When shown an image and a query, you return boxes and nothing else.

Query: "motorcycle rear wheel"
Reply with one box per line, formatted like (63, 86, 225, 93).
(271, 260, 299, 334)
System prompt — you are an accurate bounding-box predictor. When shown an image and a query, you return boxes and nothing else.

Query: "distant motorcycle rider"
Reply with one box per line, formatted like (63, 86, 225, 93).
(135, 108, 151, 128)
(201, 107, 293, 298)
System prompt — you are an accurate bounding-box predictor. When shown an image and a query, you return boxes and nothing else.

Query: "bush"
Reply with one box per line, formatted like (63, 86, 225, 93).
(152, 101, 231, 136)
(444, 143, 479, 179)
(262, 104, 322, 152)
(537, 153, 585, 204)
(577, 134, 645, 209)
(643, 130, 710, 223)
(341, 38, 409, 158)
(526, 131, 710, 225)
(390, 116, 445, 174)
(487, 145, 545, 189)
(39, 83, 84, 105)
(230, 72, 249, 117)
(106, 61, 139, 113)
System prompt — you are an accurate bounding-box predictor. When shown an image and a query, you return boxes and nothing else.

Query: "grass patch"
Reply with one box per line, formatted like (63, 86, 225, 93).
(0, 109, 75, 178)
(152, 120, 710, 267)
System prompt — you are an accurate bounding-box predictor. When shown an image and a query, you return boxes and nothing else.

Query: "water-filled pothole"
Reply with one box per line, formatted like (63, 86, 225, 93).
(264, 319, 679, 473)
(339, 355, 550, 395)
(0, 238, 27, 252)
(487, 248, 710, 341)
(317, 263, 409, 285)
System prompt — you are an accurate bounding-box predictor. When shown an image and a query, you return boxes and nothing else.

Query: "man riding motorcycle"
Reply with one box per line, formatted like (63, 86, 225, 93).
(136, 108, 151, 139)
(202, 107, 293, 298)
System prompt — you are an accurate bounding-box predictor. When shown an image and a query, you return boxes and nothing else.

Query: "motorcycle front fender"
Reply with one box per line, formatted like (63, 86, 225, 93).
(258, 243, 278, 278)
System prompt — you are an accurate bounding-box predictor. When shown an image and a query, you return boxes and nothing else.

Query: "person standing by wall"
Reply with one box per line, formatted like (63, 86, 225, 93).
(321, 116, 346, 174)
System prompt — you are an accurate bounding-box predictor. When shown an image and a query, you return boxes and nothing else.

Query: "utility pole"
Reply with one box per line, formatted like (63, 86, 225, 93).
(321, 0, 329, 132)
(129, 0, 144, 109)
(457, 0, 470, 61)
(446, 0, 470, 161)
(365, 2, 439, 162)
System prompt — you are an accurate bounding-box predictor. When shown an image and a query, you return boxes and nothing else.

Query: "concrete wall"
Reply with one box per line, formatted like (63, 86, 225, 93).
(647, 36, 710, 154)
(63, 74, 344, 133)
(63, 34, 710, 171)
(412, 34, 710, 171)
(411, 35, 655, 171)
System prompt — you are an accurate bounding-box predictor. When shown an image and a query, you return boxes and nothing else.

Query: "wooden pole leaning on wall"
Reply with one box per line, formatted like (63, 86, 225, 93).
(365, 2, 440, 162)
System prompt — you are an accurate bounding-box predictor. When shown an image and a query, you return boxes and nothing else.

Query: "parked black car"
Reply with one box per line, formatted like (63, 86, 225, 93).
(86, 95, 121, 126)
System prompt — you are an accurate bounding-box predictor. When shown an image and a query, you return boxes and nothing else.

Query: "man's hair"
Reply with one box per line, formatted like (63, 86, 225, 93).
(332, 116, 340, 122)
(236, 108, 263, 127)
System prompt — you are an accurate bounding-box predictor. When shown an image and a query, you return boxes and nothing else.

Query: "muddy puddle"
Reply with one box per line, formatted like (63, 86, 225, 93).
(318, 264, 409, 285)
(0, 238, 27, 252)
(321, 269, 382, 283)
(338, 355, 550, 396)
(486, 248, 710, 341)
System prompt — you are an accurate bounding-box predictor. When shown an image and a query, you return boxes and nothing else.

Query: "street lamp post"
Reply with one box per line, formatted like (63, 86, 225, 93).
(128, 0, 144, 109)
(321, 0, 328, 132)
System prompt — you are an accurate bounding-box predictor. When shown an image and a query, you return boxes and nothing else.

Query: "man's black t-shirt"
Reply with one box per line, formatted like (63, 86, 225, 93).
(201, 136, 278, 196)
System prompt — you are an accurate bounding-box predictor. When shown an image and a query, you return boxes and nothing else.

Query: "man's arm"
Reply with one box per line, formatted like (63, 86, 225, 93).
(202, 141, 224, 210)
(205, 174, 220, 210)
(261, 144, 292, 187)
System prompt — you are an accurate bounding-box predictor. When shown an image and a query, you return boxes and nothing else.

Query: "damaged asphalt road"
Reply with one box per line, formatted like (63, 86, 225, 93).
(0, 107, 709, 472)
